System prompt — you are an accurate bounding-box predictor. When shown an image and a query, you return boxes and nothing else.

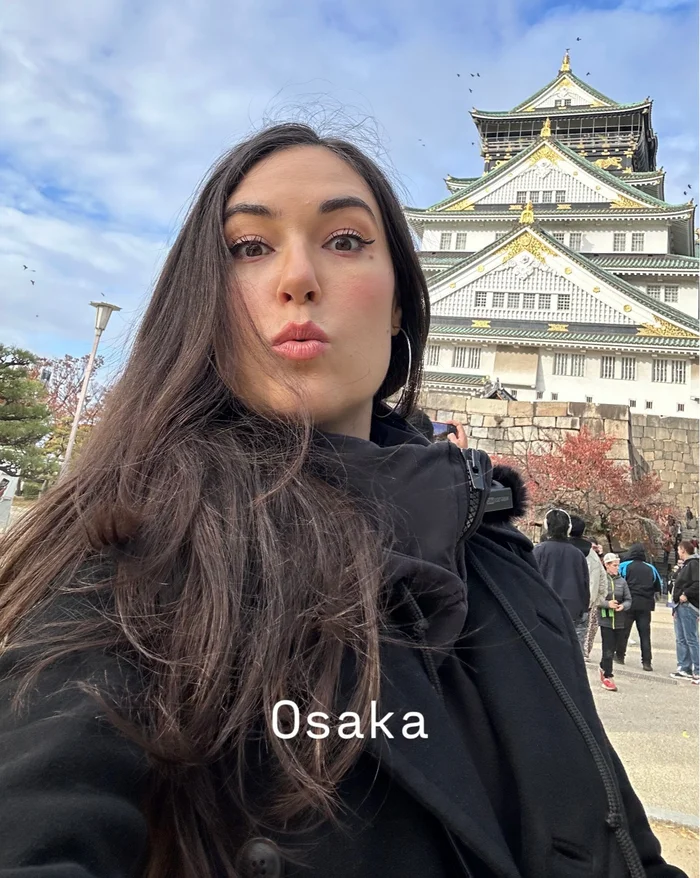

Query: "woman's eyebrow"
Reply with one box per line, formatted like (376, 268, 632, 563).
(223, 195, 376, 223)
(318, 196, 376, 221)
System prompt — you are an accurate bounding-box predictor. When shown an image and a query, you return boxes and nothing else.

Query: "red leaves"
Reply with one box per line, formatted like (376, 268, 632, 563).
(494, 427, 673, 546)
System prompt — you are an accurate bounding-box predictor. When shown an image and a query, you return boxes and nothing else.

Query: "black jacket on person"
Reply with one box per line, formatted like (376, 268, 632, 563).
(532, 536, 590, 621)
(0, 413, 686, 878)
(620, 544, 663, 613)
(672, 555, 699, 608)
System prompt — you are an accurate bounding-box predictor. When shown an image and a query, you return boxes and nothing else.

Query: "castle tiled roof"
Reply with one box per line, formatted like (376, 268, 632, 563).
(428, 322, 699, 349)
(406, 138, 688, 215)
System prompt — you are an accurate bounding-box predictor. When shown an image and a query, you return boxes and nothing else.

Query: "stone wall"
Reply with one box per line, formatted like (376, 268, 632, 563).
(417, 391, 698, 513)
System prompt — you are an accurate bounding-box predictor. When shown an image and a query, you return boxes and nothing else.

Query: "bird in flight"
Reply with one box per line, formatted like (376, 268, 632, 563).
(30, 280, 35, 285)
(469, 88, 473, 93)
(586, 72, 591, 76)
(689, 184, 693, 189)
(457, 73, 460, 77)
(477, 73, 480, 77)
(576, 36, 582, 41)
(22, 265, 35, 271)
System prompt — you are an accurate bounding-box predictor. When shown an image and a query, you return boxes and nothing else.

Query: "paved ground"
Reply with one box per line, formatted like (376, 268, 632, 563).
(586, 605, 699, 874)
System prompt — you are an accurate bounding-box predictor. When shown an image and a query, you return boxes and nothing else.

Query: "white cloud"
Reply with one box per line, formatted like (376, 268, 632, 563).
(0, 0, 696, 359)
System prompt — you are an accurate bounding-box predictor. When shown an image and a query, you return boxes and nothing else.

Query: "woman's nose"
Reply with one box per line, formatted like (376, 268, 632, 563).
(276, 245, 321, 305)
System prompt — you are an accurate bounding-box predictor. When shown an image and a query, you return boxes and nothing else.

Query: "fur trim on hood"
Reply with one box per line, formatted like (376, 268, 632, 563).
(485, 464, 529, 524)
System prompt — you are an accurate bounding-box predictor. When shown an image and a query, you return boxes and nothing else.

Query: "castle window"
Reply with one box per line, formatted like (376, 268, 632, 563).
(425, 345, 440, 366)
(664, 285, 679, 303)
(620, 357, 636, 381)
(601, 356, 616, 380)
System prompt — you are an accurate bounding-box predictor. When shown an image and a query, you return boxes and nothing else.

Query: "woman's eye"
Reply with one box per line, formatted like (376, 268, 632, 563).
(230, 240, 270, 259)
(327, 233, 373, 252)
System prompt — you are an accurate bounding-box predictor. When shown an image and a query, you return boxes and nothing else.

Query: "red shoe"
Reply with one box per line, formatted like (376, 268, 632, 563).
(601, 677, 618, 692)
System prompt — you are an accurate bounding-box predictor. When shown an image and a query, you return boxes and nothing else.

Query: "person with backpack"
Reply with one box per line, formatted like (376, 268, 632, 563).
(598, 554, 633, 692)
(0, 124, 686, 878)
(670, 541, 700, 683)
(618, 543, 663, 671)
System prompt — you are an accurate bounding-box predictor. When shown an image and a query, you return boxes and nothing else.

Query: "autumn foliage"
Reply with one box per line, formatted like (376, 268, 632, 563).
(494, 427, 673, 550)
(36, 353, 108, 464)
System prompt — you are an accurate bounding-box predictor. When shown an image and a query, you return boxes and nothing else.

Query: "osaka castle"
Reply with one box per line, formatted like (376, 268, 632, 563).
(406, 51, 699, 417)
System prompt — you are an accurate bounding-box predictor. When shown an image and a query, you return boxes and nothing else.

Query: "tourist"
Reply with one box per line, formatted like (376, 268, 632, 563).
(615, 543, 663, 672)
(533, 509, 590, 650)
(0, 124, 686, 878)
(568, 515, 607, 660)
(618, 543, 663, 671)
(670, 540, 699, 683)
(598, 554, 632, 692)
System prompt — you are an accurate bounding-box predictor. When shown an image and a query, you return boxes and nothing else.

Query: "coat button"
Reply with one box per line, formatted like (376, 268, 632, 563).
(237, 838, 284, 878)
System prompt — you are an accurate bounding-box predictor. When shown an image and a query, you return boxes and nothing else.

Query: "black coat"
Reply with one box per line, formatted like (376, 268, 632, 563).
(0, 415, 687, 878)
(620, 545, 662, 613)
(532, 537, 590, 620)
(672, 556, 699, 608)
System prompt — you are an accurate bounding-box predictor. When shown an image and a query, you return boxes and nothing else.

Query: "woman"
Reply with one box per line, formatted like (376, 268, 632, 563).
(598, 554, 633, 692)
(0, 124, 686, 878)
(670, 540, 699, 682)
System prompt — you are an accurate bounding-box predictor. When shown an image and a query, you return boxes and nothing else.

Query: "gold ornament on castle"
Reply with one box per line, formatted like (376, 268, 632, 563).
(519, 202, 535, 225)
(496, 231, 556, 264)
(529, 143, 560, 166)
(472, 319, 491, 328)
(548, 324, 569, 333)
(636, 319, 697, 339)
(610, 195, 645, 209)
(540, 118, 552, 138)
(595, 157, 622, 170)
(445, 197, 475, 212)
(559, 50, 571, 73)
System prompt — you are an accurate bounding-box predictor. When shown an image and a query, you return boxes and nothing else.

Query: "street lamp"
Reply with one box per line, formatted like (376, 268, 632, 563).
(60, 300, 121, 474)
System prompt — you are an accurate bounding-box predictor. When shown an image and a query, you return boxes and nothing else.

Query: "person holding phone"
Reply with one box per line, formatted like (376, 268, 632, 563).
(0, 124, 686, 878)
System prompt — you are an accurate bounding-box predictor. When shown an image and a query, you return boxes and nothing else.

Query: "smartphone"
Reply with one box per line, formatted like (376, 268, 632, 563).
(431, 422, 458, 438)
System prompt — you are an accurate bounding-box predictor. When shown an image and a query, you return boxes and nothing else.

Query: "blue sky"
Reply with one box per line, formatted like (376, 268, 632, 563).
(1, 0, 697, 376)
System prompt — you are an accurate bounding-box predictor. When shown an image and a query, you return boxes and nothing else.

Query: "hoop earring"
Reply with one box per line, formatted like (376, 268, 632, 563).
(377, 327, 412, 418)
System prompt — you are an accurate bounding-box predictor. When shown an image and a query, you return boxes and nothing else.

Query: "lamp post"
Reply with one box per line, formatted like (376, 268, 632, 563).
(60, 300, 121, 475)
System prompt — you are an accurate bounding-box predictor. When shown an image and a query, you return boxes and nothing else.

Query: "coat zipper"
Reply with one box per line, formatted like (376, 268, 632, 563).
(459, 448, 488, 542)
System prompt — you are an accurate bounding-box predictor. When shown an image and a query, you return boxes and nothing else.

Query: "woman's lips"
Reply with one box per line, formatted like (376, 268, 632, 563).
(271, 339, 329, 361)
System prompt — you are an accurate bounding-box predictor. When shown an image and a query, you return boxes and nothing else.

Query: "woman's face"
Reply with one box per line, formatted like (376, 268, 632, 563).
(605, 559, 619, 575)
(224, 145, 401, 439)
(679, 546, 689, 561)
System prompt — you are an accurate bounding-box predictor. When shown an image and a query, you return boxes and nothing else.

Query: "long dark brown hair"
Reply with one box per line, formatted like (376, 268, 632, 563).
(0, 123, 430, 877)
